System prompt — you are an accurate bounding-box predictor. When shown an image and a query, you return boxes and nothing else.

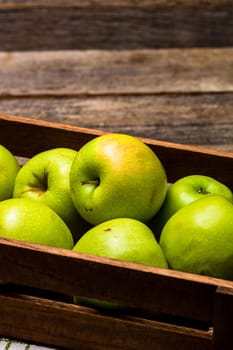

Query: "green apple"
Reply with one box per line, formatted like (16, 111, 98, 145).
(0, 198, 74, 248)
(73, 217, 168, 310)
(0, 144, 20, 201)
(73, 217, 168, 267)
(159, 195, 233, 280)
(70, 133, 167, 225)
(149, 175, 233, 240)
(13, 147, 90, 242)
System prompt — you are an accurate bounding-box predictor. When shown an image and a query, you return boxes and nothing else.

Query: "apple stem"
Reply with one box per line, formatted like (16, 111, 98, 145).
(80, 179, 100, 186)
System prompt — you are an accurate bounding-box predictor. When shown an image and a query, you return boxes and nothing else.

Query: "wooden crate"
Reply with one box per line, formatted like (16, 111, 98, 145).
(0, 113, 233, 350)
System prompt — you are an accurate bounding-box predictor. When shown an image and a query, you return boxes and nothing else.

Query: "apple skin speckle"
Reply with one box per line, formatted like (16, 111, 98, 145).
(84, 207, 93, 212)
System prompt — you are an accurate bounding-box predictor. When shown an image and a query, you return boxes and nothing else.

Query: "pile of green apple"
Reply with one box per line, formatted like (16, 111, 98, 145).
(0, 133, 233, 310)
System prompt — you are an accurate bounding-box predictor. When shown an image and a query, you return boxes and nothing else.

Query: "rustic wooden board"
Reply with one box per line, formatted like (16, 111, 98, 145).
(1, 237, 233, 324)
(0, 293, 213, 350)
(0, 94, 232, 152)
(1, 49, 233, 95)
(0, 0, 232, 50)
(212, 286, 233, 350)
(1, 0, 233, 7)
(0, 234, 231, 350)
(0, 49, 232, 152)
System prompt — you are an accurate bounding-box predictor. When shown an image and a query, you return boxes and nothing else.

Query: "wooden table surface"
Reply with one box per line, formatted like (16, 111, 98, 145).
(0, 0, 233, 153)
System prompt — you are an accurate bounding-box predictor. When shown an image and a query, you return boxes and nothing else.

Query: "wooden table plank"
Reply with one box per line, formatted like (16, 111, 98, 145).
(0, 49, 233, 95)
(1, 0, 233, 8)
(0, 1, 232, 50)
(0, 48, 232, 152)
(0, 94, 232, 152)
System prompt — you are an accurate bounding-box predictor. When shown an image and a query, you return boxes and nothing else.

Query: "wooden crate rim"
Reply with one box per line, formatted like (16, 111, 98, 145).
(1, 113, 232, 159)
(1, 236, 233, 290)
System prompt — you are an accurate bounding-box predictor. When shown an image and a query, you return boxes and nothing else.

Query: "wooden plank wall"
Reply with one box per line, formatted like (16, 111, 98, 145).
(0, 0, 232, 152)
(1, 0, 233, 50)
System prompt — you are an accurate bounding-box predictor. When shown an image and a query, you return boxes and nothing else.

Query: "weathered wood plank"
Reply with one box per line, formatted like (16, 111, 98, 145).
(0, 0, 232, 8)
(0, 49, 233, 95)
(0, 3, 232, 50)
(0, 49, 232, 151)
(0, 293, 212, 350)
(0, 237, 232, 323)
(212, 286, 233, 350)
(0, 94, 232, 152)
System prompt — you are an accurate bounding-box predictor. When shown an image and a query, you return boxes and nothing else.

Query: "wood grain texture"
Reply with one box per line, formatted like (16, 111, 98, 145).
(0, 236, 232, 349)
(0, 237, 232, 323)
(0, 293, 212, 350)
(0, 3, 232, 50)
(1, 1, 233, 8)
(0, 94, 232, 152)
(0, 49, 232, 152)
(212, 287, 233, 350)
(1, 49, 233, 95)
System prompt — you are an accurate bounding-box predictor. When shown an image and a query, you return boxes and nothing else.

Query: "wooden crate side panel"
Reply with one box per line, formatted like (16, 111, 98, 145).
(212, 286, 233, 350)
(0, 293, 212, 350)
(1, 238, 233, 325)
